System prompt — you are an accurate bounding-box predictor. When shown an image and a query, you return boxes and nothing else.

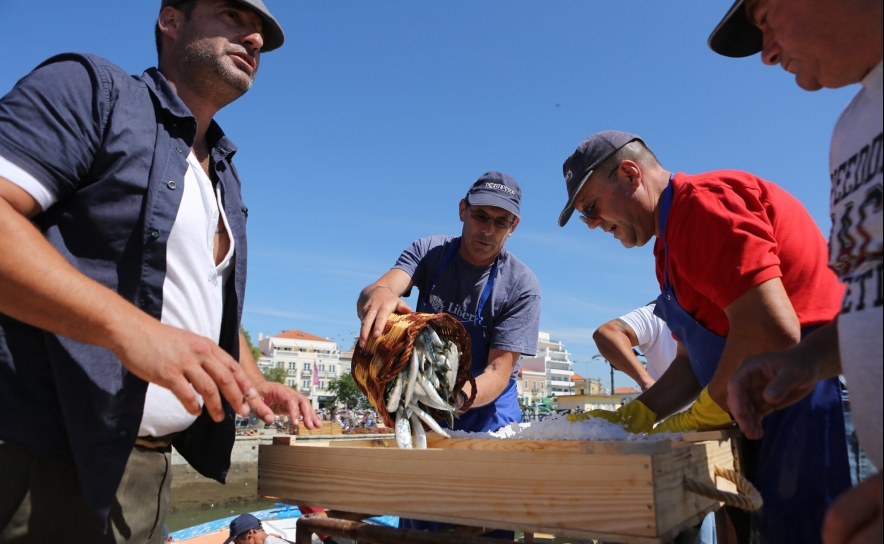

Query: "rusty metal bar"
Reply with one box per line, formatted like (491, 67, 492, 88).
(294, 514, 504, 544)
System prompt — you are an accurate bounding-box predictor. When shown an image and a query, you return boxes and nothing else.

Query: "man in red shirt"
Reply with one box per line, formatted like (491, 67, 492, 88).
(559, 130, 849, 544)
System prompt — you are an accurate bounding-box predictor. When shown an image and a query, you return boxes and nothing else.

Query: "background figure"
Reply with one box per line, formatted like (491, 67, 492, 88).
(594, 302, 677, 393)
(224, 514, 288, 544)
(709, 0, 882, 542)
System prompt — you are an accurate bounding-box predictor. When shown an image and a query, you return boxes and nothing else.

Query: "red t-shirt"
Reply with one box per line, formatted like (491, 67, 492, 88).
(654, 171, 843, 337)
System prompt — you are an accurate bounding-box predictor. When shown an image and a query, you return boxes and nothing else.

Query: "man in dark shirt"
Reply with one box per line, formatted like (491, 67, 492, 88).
(0, 1, 319, 541)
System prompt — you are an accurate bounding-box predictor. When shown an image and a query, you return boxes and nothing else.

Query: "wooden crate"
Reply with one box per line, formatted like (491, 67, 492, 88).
(258, 430, 740, 544)
(294, 421, 343, 436)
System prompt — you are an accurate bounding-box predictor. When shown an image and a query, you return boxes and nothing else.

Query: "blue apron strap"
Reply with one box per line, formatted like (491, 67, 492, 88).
(659, 177, 674, 289)
(420, 238, 461, 309)
(473, 254, 499, 326)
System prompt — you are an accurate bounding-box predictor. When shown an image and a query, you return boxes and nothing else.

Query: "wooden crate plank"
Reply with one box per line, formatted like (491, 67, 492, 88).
(258, 443, 658, 539)
(327, 438, 394, 448)
(424, 434, 672, 455)
(653, 439, 736, 535)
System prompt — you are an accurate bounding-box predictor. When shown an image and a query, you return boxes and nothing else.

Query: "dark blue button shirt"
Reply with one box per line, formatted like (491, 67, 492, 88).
(0, 53, 248, 528)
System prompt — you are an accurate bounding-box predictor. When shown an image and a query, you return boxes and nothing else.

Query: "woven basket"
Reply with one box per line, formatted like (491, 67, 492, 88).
(352, 312, 476, 428)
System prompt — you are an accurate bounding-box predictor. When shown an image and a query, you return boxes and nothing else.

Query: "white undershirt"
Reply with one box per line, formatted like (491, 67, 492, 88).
(139, 152, 235, 437)
(2, 150, 236, 438)
(617, 304, 677, 381)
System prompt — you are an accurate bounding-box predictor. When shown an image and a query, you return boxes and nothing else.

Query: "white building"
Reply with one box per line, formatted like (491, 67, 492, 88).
(519, 331, 575, 398)
(258, 329, 341, 409)
(338, 348, 354, 375)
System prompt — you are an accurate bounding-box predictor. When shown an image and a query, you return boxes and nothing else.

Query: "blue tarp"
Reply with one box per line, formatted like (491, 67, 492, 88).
(170, 504, 398, 541)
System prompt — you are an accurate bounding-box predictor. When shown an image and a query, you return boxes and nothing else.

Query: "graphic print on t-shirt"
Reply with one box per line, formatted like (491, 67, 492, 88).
(433, 293, 479, 323)
(830, 131, 883, 278)
(830, 130, 883, 316)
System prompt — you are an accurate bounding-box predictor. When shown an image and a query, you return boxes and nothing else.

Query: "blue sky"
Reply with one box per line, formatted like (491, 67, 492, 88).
(1, 1, 855, 390)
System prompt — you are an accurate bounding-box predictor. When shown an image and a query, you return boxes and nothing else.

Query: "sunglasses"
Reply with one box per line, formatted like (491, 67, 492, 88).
(465, 203, 515, 229)
(577, 200, 599, 224)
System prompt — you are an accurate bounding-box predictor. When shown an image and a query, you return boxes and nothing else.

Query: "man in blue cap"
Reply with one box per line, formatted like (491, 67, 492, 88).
(707, 1, 882, 543)
(357, 171, 541, 539)
(0, 1, 320, 541)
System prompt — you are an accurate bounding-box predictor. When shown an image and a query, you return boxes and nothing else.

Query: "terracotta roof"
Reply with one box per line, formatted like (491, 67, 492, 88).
(571, 373, 585, 382)
(273, 329, 330, 342)
(614, 387, 640, 394)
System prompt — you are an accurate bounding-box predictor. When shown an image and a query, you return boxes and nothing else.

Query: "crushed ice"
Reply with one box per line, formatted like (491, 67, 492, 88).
(448, 413, 680, 441)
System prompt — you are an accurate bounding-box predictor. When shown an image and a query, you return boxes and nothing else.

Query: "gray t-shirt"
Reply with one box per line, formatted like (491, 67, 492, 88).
(394, 235, 540, 357)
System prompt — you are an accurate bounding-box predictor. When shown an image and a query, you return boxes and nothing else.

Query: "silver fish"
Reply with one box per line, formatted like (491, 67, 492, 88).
(425, 363, 440, 389)
(395, 407, 412, 449)
(409, 402, 451, 438)
(409, 412, 427, 449)
(445, 342, 459, 390)
(402, 347, 420, 409)
(415, 378, 451, 412)
(385, 372, 404, 413)
(425, 325, 445, 349)
(415, 333, 435, 372)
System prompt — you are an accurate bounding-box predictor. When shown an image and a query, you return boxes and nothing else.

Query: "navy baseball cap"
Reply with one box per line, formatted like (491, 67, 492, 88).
(465, 171, 522, 218)
(223, 514, 262, 543)
(708, 0, 763, 58)
(160, 0, 285, 52)
(558, 131, 641, 227)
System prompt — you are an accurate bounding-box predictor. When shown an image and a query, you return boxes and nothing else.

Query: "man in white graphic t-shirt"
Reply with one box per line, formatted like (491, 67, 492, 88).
(709, 1, 882, 541)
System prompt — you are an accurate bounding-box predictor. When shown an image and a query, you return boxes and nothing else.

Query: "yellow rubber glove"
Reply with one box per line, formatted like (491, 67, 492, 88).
(566, 400, 657, 434)
(649, 387, 733, 435)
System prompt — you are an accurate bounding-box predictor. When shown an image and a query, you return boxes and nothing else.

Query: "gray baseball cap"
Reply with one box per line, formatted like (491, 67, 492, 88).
(161, 0, 285, 52)
(558, 130, 641, 227)
(466, 171, 522, 218)
(708, 0, 763, 58)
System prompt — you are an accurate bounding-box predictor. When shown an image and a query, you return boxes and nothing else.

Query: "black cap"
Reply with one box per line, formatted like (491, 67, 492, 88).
(161, 0, 285, 52)
(708, 0, 763, 58)
(558, 131, 641, 227)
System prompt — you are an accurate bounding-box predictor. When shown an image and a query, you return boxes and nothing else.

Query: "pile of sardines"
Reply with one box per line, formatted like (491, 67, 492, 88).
(386, 324, 460, 449)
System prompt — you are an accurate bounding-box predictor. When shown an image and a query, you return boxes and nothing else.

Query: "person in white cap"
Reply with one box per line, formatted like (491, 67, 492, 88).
(709, 1, 882, 542)
(0, 1, 320, 541)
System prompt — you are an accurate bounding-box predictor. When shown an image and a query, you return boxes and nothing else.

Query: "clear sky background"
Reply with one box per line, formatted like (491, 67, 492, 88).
(1, 1, 855, 390)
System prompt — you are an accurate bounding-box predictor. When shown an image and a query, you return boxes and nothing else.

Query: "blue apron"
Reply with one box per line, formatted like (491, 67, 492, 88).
(653, 181, 852, 544)
(416, 237, 521, 433)
(400, 237, 518, 540)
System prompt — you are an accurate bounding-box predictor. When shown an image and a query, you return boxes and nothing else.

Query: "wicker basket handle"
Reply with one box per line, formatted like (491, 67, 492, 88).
(683, 465, 763, 511)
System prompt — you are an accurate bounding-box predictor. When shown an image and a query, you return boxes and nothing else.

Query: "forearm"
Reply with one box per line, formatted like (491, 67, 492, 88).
(789, 318, 841, 379)
(0, 197, 152, 353)
(709, 278, 802, 408)
(595, 334, 655, 389)
(460, 349, 518, 408)
(461, 371, 511, 408)
(707, 319, 800, 408)
(637, 353, 702, 420)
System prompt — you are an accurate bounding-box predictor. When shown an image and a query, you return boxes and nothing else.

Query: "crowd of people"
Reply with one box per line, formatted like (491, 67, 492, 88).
(0, 0, 879, 542)
(326, 408, 381, 431)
